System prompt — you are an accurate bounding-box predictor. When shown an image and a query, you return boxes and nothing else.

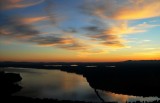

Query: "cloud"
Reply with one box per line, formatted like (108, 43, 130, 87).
(82, 0, 160, 20)
(29, 36, 74, 46)
(84, 21, 145, 48)
(81, 0, 160, 48)
(84, 26, 103, 33)
(113, 0, 160, 20)
(137, 22, 160, 28)
(0, 21, 89, 51)
(0, 17, 89, 51)
(0, 0, 44, 10)
(87, 29, 125, 48)
(101, 22, 145, 35)
(92, 33, 125, 48)
(62, 27, 78, 34)
(142, 40, 151, 42)
(0, 14, 89, 51)
(29, 36, 89, 51)
(44, 0, 64, 26)
(101, 40, 125, 47)
(58, 42, 89, 51)
(0, 15, 88, 51)
(20, 16, 49, 24)
(0, 16, 39, 39)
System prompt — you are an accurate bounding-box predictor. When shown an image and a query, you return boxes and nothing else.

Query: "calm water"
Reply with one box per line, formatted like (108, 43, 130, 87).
(2, 67, 160, 103)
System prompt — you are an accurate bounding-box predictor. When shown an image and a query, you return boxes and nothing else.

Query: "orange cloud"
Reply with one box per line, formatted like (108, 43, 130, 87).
(101, 40, 125, 48)
(82, 0, 160, 49)
(20, 16, 49, 24)
(87, 21, 144, 48)
(57, 39, 90, 51)
(0, 0, 44, 10)
(113, 0, 160, 20)
(84, 0, 160, 20)
(103, 22, 145, 35)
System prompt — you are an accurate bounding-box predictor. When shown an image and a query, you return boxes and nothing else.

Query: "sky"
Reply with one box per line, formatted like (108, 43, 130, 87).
(0, 0, 160, 62)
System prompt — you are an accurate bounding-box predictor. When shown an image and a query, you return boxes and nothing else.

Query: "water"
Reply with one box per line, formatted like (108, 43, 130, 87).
(2, 67, 160, 103)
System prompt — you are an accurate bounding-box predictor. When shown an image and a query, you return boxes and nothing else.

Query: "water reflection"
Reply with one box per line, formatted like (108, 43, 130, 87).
(70, 65, 78, 67)
(102, 91, 159, 103)
(3, 67, 160, 103)
(3, 68, 100, 102)
(85, 66, 97, 68)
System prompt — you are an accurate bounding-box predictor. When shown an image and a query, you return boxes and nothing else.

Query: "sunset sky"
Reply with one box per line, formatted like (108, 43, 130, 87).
(0, 0, 160, 62)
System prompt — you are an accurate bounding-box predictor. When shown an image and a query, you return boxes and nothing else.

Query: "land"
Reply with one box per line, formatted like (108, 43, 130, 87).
(0, 60, 160, 103)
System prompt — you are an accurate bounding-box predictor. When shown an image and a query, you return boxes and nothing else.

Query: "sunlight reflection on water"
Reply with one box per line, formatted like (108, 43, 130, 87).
(86, 66, 97, 68)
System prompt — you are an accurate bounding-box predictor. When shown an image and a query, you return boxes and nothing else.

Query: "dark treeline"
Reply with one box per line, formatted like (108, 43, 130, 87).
(0, 60, 160, 68)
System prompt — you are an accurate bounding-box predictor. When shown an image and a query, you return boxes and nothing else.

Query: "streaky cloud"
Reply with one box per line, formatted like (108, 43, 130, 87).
(0, 16, 39, 39)
(20, 16, 49, 24)
(0, 0, 45, 10)
(29, 35, 90, 51)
